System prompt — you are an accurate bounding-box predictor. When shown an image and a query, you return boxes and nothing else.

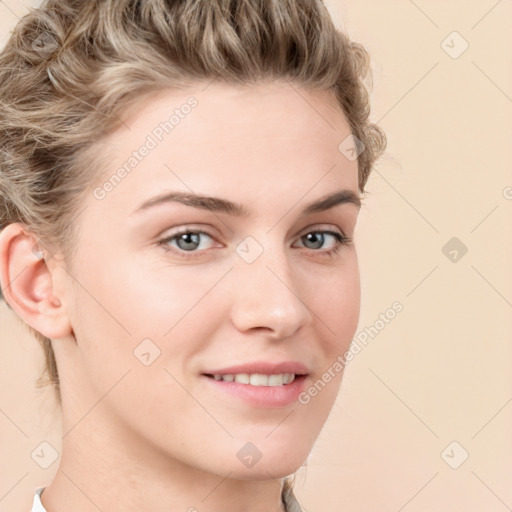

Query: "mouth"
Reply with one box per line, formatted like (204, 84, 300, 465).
(200, 370, 309, 408)
(202, 372, 305, 387)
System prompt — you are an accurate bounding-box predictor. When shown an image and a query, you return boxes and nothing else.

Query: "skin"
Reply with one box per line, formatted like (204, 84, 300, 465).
(0, 81, 361, 512)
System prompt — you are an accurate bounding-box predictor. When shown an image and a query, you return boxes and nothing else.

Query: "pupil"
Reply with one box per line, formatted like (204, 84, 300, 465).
(305, 232, 323, 249)
(178, 232, 200, 251)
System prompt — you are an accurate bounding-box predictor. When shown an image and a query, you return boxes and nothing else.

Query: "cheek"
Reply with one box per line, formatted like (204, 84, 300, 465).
(74, 248, 217, 336)
(68, 254, 226, 386)
(308, 254, 361, 351)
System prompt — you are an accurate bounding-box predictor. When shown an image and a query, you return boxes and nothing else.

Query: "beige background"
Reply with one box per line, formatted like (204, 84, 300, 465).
(1, 0, 511, 510)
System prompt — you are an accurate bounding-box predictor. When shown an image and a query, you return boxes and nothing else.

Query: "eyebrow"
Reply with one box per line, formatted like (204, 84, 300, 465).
(131, 189, 361, 217)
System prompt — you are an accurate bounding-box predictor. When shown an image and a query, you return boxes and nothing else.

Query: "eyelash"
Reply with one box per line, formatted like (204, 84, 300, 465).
(157, 227, 353, 260)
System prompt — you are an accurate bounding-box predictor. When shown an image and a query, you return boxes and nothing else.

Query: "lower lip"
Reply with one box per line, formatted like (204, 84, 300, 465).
(201, 374, 308, 408)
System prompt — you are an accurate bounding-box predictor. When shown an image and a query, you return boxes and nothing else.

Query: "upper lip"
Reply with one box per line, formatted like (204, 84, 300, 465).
(202, 361, 309, 376)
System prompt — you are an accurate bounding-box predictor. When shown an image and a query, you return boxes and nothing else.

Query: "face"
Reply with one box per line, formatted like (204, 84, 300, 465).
(55, 80, 361, 479)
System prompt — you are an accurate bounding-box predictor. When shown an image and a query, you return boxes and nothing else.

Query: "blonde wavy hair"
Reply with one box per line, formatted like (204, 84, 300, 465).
(0, 0, 386, 413)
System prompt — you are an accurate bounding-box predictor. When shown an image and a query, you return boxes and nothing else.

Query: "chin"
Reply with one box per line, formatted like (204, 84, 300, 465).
(230, 459, 305, 481)
(222, 444, 309, 481)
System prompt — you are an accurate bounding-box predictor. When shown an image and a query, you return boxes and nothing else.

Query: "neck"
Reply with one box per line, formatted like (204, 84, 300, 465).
(41, 407, 287, 512)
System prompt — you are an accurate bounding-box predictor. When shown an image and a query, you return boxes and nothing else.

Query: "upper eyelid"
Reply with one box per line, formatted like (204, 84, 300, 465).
(296, 224, 345, 237)
(160, 223, 345, 240)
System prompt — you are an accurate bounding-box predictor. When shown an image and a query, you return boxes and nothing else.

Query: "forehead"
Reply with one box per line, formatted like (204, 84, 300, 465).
(120, 80, 348, 133)
(86, 81, 358, 219)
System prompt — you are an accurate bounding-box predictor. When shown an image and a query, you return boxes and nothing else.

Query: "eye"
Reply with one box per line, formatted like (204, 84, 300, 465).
(157, 227, 352, 260)
(158, 229, 217, 258)
(294, 229, 352, 257)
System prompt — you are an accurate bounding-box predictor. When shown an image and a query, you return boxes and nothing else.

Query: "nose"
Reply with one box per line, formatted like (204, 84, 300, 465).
(229, 242, 313, 340)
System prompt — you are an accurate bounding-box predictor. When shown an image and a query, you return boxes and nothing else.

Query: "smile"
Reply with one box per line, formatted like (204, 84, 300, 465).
(205, 373, 296, 386)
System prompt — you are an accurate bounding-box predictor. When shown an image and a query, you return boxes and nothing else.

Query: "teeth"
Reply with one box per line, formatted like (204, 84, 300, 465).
(249, 374, 268, 386)
(211, 373, 296, 386)
(234, 373, 250, 384)
(283, 373, 294, 384)
(268, 374, 284, 386)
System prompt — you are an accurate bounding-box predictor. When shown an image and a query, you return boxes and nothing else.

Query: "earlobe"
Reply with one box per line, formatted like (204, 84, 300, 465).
(0, 223, 73, 340)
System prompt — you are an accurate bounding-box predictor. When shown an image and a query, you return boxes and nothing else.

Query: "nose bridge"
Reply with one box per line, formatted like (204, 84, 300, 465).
(229, 234, 312, 337)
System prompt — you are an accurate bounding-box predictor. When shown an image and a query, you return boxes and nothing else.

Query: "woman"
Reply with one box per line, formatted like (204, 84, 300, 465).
(0, 1, 386, 510)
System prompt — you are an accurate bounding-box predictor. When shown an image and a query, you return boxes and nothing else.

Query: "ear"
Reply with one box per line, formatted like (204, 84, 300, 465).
(0, 223, 73, 340)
